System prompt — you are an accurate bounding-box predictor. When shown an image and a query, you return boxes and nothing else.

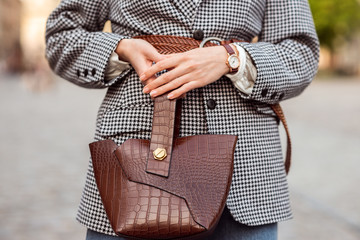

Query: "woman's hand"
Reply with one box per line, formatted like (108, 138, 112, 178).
(140, 46, 230, 99)
(115, 39, 164, 85)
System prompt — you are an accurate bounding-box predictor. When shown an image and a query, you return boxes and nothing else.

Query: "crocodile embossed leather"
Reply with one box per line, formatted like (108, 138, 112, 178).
(89, 35, 291, 239)
(89, 99, 237, 239)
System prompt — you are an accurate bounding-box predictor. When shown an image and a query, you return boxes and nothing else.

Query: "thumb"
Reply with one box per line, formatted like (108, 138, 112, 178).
(133, 58, 151, 77)
(142, 45, 166, 62)
(133, 58, 157, 85)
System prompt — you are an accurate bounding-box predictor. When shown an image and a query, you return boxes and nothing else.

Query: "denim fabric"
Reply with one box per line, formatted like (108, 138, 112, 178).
(85, 207, 277, 240)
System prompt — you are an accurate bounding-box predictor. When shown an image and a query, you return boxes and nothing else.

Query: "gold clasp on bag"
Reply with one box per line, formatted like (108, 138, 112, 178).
(153, 148, 167, 161)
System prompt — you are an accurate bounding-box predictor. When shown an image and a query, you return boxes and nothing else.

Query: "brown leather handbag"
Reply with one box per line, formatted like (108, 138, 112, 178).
(89, 35, 291, 239)
(90, 95, 237, 239)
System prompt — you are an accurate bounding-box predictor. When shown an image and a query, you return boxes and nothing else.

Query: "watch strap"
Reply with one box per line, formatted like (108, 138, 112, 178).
(223, 44, 239, 73)
(223, 44, 236, 56)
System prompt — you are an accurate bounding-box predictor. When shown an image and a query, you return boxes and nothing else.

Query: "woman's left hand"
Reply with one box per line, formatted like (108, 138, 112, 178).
(140, 46, 229, 99)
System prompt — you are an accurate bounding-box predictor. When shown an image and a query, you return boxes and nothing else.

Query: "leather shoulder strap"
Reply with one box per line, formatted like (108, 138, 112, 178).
(270, 103, 291, 174)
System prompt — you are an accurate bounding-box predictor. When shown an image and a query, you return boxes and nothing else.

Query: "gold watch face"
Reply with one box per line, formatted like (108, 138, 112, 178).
(229, 55, 240, 69)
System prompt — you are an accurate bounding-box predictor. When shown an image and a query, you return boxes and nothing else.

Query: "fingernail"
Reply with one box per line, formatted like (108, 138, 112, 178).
(167, 93, 174, 99)
(150, 90, 157, 97)
(140, 74, 145, 80)
(143, 86, 149, 93)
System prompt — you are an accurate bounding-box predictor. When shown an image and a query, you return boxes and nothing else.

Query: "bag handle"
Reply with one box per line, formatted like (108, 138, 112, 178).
(137, 35, 292, 176)
(146, 95, 178, 177)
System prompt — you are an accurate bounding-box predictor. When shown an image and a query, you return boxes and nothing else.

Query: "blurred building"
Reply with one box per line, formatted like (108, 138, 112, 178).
(0, 0, 59, 73)
(336, 33, 360, 75)
(0, 0, 22, 72)
(0, 0, 359, 77)
(319, 34, 360, 76)
(20, 0, 60, 70)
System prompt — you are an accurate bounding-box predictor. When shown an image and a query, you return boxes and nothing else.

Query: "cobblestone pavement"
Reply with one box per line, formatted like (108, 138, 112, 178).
(0, 75, 359, 240)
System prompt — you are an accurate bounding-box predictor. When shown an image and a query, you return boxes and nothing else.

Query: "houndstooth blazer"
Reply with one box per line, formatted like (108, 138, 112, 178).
(46, 0, 319, 236)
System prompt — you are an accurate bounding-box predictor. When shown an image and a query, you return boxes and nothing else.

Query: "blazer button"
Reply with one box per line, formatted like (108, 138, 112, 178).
(193, 29, 204, 41)
(91, 68, 96, 76)
(279, 93, 285, 101)
(270, 92, 277, 100)
(84, 69, 88, 77)
(207, 99, 216, 109)
(261, 89, 268, 98)
(76, 69, 81, 77)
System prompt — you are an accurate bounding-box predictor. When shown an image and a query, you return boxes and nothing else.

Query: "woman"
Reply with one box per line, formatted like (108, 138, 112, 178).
(45, 0, 319, 239)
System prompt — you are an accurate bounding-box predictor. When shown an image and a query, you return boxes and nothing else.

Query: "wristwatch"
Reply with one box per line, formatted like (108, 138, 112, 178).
(223, 44, 240, 73)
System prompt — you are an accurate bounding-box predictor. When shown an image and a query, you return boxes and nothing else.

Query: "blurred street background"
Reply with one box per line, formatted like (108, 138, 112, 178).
(1, 0, 360, 239)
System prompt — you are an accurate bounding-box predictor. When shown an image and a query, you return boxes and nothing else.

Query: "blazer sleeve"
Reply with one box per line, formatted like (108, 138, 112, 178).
(233, 0, 320, 104)
(45, 0, 131, 88)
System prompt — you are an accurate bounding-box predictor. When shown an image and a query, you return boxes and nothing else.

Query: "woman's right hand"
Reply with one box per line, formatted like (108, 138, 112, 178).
(115, 38, 164, 85)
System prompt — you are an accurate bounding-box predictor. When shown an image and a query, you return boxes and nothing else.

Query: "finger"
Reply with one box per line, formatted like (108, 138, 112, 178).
(148, 73, 191, 97)
(134, 58, 156, 81)
(167, 81, 202, 99)
(140, 55, 181, 81)
(143, 66, 189, 94)
(147, 49, 164, 63)
(177, 93, 187, 99)
(141, 76, 157, 86)
(162, 53, 178, 58)
(134, 66, 156, 86)
(153, 53, 178, 62)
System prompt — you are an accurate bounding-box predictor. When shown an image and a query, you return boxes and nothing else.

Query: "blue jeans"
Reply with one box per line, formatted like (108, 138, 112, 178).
(86, 207, 277, 240)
